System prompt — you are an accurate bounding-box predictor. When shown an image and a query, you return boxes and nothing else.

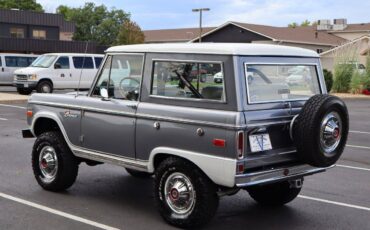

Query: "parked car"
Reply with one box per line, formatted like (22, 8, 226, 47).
(0, 53, 38, 86)
(13, 53, 104, 95)
(213, 71, 223, 83)
(22, 43, 349, 228)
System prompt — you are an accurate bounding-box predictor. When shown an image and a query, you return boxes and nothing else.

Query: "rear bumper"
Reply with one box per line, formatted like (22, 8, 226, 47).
(235, 164, 332, 187)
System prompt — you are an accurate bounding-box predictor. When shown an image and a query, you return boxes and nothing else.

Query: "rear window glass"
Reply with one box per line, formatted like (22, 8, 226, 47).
(73, 57, 94, 69)
(245, 64, 321, 103)
(94, 57, 103, 68)
(5, 56, 31, 67)
(151, 61, 225, 101)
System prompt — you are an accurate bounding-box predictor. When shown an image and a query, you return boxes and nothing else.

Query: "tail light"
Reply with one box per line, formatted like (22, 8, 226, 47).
(26, 110, 33, 118)
(237, 131, 244, 159)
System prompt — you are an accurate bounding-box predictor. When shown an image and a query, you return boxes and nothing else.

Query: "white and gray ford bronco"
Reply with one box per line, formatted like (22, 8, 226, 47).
(23, 43, 349, 228)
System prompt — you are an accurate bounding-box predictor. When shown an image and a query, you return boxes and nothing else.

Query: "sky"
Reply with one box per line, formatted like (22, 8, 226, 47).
(37, 0, 370, 30)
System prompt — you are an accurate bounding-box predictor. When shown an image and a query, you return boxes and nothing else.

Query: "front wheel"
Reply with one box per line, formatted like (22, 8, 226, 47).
(32, 131, 79, 191)
(246, 180, 302, 206)
(36, 81, 53, 93)
(154, 157, 219, 228)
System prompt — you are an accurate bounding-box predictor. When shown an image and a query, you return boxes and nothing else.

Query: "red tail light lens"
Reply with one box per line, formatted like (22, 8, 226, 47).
(237, 131, 244, 159)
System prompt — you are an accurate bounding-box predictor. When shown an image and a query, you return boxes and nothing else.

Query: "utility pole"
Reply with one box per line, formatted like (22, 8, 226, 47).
(192, 8, 210, 43)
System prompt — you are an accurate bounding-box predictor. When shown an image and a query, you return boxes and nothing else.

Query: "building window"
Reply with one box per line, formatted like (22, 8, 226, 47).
(10, 28, 24, 38)
(33, 30, 46, 39)
(317, 48, 323, 54)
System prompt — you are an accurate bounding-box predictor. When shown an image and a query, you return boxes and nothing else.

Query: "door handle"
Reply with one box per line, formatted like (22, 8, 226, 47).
(1, 67, 4, 72)
(127, 104, 137, 109)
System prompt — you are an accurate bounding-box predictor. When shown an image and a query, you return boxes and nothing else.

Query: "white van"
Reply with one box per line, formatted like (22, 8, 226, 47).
(0, 53, 38, 85)
(13, 53, 104, 94)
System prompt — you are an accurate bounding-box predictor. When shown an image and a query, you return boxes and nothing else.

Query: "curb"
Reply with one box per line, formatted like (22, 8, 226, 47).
(0, 99, 28, 104)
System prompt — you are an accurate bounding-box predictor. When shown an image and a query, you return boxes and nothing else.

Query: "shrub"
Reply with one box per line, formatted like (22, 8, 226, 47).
(350, 71, 365, 94)
(332, 64, 354, 93)
(323, 69, 333, 92)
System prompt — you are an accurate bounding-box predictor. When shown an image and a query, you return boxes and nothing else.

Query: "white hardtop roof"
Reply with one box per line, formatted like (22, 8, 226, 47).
(42, 53, 104, 57)
(106, 43, 319, 57)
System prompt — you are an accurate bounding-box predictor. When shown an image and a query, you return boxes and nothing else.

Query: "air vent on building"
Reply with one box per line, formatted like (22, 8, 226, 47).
(317, 19, 332, 30)
(332, 18, 348, 31)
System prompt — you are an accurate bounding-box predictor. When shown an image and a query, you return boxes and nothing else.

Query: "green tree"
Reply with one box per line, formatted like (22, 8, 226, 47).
(300, 19, 311, 26)
(0, 0, 43, 12)
(288, 22, 298, 28)
(116, 20, 145, 45)
(57, 2, 130, 46)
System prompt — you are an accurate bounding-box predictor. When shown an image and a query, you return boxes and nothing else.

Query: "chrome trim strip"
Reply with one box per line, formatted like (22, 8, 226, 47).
(246, 120, 291, 128)
(235, 164, 331, 187)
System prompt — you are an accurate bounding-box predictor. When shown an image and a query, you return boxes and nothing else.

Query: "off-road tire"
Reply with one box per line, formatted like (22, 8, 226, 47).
(32, 131, 78, 191)
(247, 181, 302, 206)
(36, 80, 53, 93)
(293, 94, 349, 167)
(125, 168, 152, 178)
(17, 88, 32, 95)
(154, 157, 219, 228)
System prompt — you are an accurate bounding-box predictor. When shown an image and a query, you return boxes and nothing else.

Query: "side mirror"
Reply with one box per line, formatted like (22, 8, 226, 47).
(54, 63, 62, 69)
(100, 87, 109, 100)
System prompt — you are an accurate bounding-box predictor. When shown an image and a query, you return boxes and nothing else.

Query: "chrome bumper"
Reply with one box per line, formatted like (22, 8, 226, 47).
(235, 164, 332, 187)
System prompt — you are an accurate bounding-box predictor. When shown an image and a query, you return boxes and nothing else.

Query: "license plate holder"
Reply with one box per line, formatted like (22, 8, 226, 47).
(249, 133, 272, 152)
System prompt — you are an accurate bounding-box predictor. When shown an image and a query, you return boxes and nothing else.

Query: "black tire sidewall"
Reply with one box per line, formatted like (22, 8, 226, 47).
(155, 158, 219, 228)
(37, 81, 53, 93)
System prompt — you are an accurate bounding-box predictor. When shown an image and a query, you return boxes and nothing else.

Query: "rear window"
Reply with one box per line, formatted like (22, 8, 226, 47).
(245, 64, 321, 103)
(5, 56, 31, 67)
(94, 57, 103, 68)
(151, 60, 225, 101)
(73, 57, 94, 69)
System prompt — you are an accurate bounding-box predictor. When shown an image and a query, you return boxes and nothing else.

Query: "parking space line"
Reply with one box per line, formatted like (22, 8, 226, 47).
(349, 130, 370, 135)
(337, 164, 370, 172)
(347, 144, 370, 150)
(0, 104, 26, 109)
(298, 195, 370, 212)
(0, 192, 120, 230)
(0, 117, 8, 121)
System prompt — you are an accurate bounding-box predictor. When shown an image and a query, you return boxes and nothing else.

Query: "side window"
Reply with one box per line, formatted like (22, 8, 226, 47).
(5, 56, 29, 67)
(55, 56, 70, 69)
(92, 54, 144, 101)
(94, 57, 103, 68)
(151, 61, 225, 101)
(73, 57, 94, 69)
(0, 57, 2, 67)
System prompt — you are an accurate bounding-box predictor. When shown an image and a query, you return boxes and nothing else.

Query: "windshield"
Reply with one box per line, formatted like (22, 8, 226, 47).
(245, 64, 321, 103)
(31, 55, 57, 68)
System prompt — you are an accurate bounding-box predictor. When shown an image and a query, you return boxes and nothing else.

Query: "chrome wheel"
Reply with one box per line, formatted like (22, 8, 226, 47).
(320, 111, 342, 156)
(164, 172, 196, 216)
(38, 146, 58, 183)
(42, 84, 51, 93)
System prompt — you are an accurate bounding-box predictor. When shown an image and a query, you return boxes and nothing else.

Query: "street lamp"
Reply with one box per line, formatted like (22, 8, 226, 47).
(192, 8, 210, 43)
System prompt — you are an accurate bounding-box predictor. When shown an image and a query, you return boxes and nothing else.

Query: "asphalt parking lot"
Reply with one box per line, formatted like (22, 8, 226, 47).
(0, 91, 369, 229)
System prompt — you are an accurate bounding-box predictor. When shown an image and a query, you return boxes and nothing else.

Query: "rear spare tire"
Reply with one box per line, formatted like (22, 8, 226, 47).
(293, 94, 349, 167)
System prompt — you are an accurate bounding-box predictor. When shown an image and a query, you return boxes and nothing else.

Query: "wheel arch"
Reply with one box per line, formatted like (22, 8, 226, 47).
(37, 78, 54, 86)
(148, 147, 237, 188)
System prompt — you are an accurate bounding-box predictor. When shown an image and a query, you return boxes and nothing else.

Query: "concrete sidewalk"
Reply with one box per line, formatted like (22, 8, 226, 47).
(0, 93, 29, 104)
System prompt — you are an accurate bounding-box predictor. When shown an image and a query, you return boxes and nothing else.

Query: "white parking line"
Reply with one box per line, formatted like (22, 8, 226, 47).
(349, 130, 370, 135)
(336, 164, 370, 172)
(299, 195, 370, 212)
(0, 117, 8, 121)
(0, 104, 26, 109)
(346, 144, 370, 150)
(0, 192, 120, 230)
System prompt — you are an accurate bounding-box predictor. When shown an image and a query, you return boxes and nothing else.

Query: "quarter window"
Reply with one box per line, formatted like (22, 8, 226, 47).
(73, 57, 94, 69)
(92, 54, 144, 101)
(151, 61, 225, 101)
(10, 28, 24, 38)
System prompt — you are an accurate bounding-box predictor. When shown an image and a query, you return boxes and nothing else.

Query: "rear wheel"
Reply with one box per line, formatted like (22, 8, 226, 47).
(17, 88, 32, 95)
(32, 131, 79, 191)
(154, 157, 219, 228)
(247, 180, 302, 206)
(36, 80, 53, 93)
